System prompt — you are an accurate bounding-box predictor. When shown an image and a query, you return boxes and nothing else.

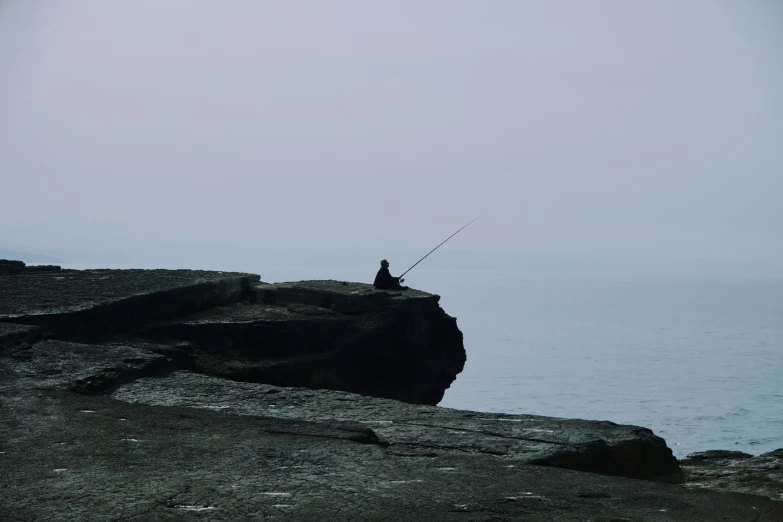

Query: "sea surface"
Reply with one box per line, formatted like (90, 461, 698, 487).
(61, 261, 783, 459)
(425, 270, 783, 459)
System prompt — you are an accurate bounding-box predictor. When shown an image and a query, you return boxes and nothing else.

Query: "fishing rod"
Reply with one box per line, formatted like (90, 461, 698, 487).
(399, 215, 483, 279)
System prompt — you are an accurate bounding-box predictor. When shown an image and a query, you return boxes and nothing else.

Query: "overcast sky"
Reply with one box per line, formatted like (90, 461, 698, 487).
(1, 1, 781, 273)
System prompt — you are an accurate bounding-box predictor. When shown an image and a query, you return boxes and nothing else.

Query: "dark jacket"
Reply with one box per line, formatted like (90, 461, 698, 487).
(373, 266, 403, 290)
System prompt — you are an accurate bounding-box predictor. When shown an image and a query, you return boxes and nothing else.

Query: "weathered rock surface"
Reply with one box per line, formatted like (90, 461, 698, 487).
(1, 340, 173, 394)
(0, 268, 260, 340)
(6, 397, 780, 521)
(2, 267, 781, 520)
(682, 449, 783, 501)
(0, 322, 43, 352)
(112, 371, 683, 482)
(3, 341, 781, 520)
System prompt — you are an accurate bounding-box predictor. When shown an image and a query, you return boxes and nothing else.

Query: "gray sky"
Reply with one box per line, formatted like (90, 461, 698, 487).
(1, 1, 781, 273)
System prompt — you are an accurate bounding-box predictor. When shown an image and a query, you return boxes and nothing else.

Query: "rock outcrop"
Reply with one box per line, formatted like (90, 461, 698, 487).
(2, 265, 781, 520)
(136, 280, 466, 405)
(0, 259, 60, 274)
(682, 450, 783, 501)
(111, 370, 683, 482)
(0, 269, 464, 404)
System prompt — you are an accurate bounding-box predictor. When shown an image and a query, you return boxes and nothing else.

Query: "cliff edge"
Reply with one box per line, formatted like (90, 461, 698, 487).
(3, 266, 780, 520)
(0, 270, 465, 405)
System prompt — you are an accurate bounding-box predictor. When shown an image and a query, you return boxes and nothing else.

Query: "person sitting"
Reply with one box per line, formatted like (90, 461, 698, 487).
(373, 259, 408, 290)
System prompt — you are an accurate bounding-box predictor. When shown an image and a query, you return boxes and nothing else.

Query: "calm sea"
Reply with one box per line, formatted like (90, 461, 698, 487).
(62, 261, 783, 458)
(427, 269, 783, 459)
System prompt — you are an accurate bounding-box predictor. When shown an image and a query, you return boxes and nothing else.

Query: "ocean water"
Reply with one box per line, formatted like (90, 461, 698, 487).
(424, 269, 783, 459)
(60, 261, 783, 458)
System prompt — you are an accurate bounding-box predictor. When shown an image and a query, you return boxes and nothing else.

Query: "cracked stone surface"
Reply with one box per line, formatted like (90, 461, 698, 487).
(112, 371, 684, 482)
(0, 340, 172, 394)
(681, 450, 783, 501)
(3, 378, 781, 520)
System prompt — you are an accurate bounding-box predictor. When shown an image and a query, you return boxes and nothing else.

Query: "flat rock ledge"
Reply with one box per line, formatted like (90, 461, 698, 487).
(681, 450, 783, 501)
(0, 268, 259, 339)
(3, 342, 782, 521)
(1, 267, 781, 520)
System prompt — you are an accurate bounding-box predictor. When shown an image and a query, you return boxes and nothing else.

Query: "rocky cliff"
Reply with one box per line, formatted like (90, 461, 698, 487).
(138, 280, 466, 405)
(0, 269, 465, 405)
(1, 266, 780, 520)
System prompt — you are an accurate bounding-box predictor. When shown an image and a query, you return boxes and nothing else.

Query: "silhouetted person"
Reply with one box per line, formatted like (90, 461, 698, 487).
(373, 259, 408, 290)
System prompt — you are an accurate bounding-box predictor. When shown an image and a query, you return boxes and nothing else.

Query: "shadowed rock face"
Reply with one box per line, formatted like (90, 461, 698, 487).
(137, 280, 466, 405)
(0, 323, 43, 351)
(0, 271, 465, 404)
(0, 259, 26, 274)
